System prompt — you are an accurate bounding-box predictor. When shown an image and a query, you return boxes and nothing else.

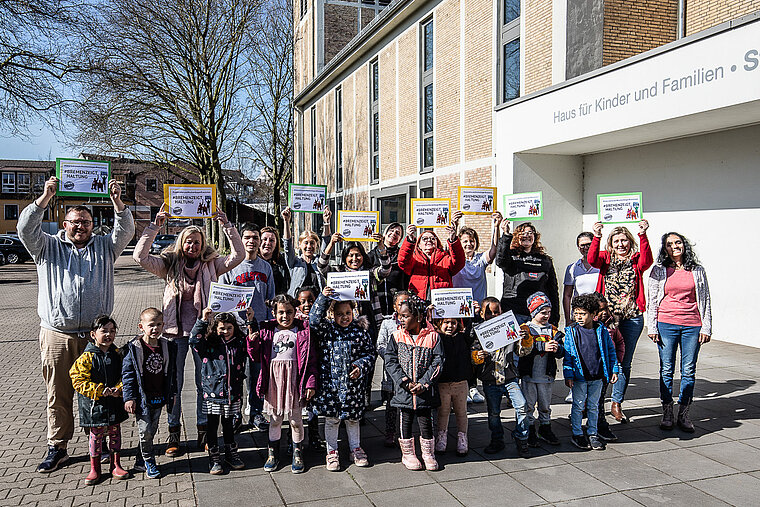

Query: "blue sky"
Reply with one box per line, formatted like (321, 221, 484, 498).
(0, 125, 70, 161)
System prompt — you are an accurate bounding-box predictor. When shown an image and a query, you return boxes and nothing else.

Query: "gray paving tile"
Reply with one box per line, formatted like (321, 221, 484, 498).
(425, 452, 503, 483)
(690, 441, 760, 473)
(346, 460, 434, 493)
(367, 483, 461, 507)
(195, 475, 283, 506)
(624, 483, 730, 506)
(635, 448, 738, 481)
(510, 464, 615, 503)
(289, 495, 373, 507)
(691, 473, 760, 506)
(272, 466, 363, 504)
(574, 456, 680, 491)
(441, 474, 545, 506)
(555, 492, 643, 507)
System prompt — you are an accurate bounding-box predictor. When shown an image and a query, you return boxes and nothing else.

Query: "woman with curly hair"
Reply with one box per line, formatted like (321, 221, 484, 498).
(647, 232, 711, 433)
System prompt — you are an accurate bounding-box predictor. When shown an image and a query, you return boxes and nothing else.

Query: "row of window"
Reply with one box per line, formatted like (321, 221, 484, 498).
(1, 172, 47, 194)
(145, 178, 175, 192)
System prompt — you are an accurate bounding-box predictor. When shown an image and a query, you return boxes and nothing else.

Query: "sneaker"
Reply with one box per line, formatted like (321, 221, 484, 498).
(243, 402, 251, 417)
(469, 387, 485, 403)
(144, 458, 161, 479)
(597, 425, 618, 442)
(36, 446, 69, 473)
(435, 430, 447, 453)
(133, 454, 146, 472)
(571, 434, 591, 450)
(251, 414, 268, 431)
(483, 440, 505, 454)
(537, 424, 561, 446)
(564, 390, 573, 403)
(350, 447, 369, 467)
(588, 434, 606, 450)
(515, 438, 531, 458)
(527, 426, 539, 448)
(326, 450, 340, 471)
(456, 431, 468, 456)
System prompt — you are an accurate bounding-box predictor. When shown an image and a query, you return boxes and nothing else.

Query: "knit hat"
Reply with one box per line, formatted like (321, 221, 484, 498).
(527, 292, 551, 318)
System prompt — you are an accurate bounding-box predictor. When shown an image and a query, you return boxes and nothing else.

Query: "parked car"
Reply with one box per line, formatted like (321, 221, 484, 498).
(150, 234, 177, 254)
(0, 235, 32, 264)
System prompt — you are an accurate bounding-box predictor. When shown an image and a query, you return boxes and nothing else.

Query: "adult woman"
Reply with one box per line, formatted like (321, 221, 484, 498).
(133, 203, 244, 453)
(260, 225, 291, 296)
(495, 222, 559, 325)
(368, 223, 409, 317)
(647, 232, 711, 433)
(281, 206, 331, 296)
(452, 212, 502, 304)
(589, 220, 653, 422)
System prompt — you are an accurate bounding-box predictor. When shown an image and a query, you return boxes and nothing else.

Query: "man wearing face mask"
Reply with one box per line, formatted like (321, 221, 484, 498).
(17, 176, 135, 474)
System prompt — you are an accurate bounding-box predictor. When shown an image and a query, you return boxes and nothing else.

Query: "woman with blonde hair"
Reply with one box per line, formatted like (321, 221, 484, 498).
(133, 203, 244, 455)
(281, 206, 332, 296)
(588, 219, 653, 423)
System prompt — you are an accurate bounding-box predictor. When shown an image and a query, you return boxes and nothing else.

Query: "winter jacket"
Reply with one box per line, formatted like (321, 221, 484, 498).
(70, 342, 129, 427)
(587, 233, 653, 314)
(283, 236, 330, 296)
(248, 318, 317, 402)
(438, 330, 475, 384)
(17, 203, 134, 334)
(563, 322, 620, 382)
(516, 324, 565, 380)
(309, 293, 376, 419)
(133, 223, 244, 336)
(190, 320, 248, 404)
(471, 324, 531, 385)
(495, 234, 560, 325)
(398, 235, 466, 300)
(122, 336, 178, 416)
(646, 264, 712, 336)
(385, 322, 443, 410)
(368, 244, 410, 316)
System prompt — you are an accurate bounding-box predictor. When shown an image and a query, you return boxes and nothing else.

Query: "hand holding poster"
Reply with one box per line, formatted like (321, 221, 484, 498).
(164, 184, 216, 219)
(597, 192, 643, 224)
(56, 158, 111, 197)
(503, 191, 543, 221)
(288, 183, 327, 213)
(473, 310, 521, 352)
(431, 288, 474, 318)
(338, 210, 379, 241)
(208, 282, 255, 313)
(411, 198, 451, 228)
(458, 187, 497, 215)
(326, 271, 371, 301)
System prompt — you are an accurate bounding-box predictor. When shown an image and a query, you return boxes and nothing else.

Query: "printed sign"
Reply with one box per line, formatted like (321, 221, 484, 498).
(56, 158, 111, 197)
(338, 210, 380, 241)
(503, 191, 543, 221)
(411, 198, 451, 228)
(431, 288, 474, 319)
(208, 282, 255, 313)
(597, 192, 643, 224)
(163, 184, 216, 219)
(326, 271, 371, 302)
(288, 183, 327, 213)
(458, 187, 497, 215)
(473, 310, 522, 352)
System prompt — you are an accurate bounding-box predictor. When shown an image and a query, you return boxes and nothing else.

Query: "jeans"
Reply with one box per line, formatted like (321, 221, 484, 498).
(483, 381, 529, 442)
(137, 406, 163, 460)
(521, 380, 553, 426)
(168, 336, 207, 428)
(657, 321, 702, 405)
(571, 380, 603, 436)
(246, 359, 264, 416)
(611, 314, 644, 403)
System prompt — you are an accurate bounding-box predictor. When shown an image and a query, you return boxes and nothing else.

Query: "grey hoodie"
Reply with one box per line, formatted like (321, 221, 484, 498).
(17, 202, 135, 334)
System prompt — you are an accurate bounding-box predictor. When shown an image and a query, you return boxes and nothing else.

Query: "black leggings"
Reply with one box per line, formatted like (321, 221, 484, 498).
(207, 414, 235, 447)
(398, 407, 433, 439)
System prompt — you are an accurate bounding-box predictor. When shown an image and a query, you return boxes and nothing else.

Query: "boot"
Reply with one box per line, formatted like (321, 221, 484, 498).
(308, 417, 325, 451)
(660, 401, 675, 430)
(110, 452, 129, 480)
(197, 424, 208, 450)
(85, 457, 101, 485)
(456, 431, 468, 456)
(527, 425, 539, 447)
(420, 437, 438, 471)
(398, 438, 423, 470)
(435, 429, 447, 453)
(208, 446, 224, 475)
(224, 443, 245, 470)
(291, 442, 305, 474)
(166, 426, 182, 457)
(611, 402, 627, 422)
(677, 403, 695, 433)
(264, 440, 280, 472)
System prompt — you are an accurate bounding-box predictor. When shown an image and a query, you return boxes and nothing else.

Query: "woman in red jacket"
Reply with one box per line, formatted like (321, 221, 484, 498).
(588, 219, 653, 422)
(398, 212, 465, 300)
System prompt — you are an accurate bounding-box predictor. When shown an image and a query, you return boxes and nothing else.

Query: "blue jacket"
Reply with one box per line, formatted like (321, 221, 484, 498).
(122, 336, 178, 416)
(190, 319, 248, 404)
(563, 323, 619, 382)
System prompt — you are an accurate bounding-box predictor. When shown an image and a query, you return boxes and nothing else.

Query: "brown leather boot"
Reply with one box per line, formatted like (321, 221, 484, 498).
(660, 402, 674, 430)
(611, 402, 627, 422)
(677, 403, 695, 433)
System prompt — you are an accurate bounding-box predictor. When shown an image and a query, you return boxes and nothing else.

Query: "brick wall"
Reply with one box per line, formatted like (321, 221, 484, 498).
(434, 0, 461, 169)
(378, 44, 397, 181)
(464, 0, 492, 161)
(397, 29, 418, 177)
(524, 0, 553, 94)
(324, 4, 359, 65)
(686, 0, 760, 35)
(603, 0, 678, 66)
(354, 64, 369, 189)
(342, 74, 355, 196)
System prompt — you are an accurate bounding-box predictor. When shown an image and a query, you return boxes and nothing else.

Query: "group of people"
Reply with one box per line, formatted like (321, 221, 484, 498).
(19, 177, 712, 484)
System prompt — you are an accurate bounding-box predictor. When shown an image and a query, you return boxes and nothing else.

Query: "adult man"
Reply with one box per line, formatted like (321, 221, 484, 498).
(18, 176, 135, 473)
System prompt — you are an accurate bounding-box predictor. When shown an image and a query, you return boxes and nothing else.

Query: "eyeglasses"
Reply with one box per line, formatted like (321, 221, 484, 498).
(66, 220, 92, 226)
(420, 237, 436, 243)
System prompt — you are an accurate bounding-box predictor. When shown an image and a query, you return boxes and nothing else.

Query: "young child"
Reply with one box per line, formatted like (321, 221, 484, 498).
(310, 287, 376, 471)
(433, 317, 473, 456)
(295, 286, 318, 319)
(190, 310, 248, 474)
(385, 295, 443, 471)
(594, 293, 625, 441)
(249, 294, 317, 473)
(471, 297, 532, 457)
(295, 286, 324, 450)
(564, 294, 619, 450)
(518, 292, 565, 447)
(376, 290, 410, 446)
(122, 308, 178, 480)
(70, 315, 129, 485)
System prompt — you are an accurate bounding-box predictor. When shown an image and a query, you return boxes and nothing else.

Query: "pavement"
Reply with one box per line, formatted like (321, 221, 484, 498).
(1, 255, 760, 506)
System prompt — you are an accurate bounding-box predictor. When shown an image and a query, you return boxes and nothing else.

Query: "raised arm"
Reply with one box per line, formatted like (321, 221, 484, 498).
(397, 228, 417, 275)
(484, 212, 503, 264)
(495, 232, 514, 271)
(133, 223, 168, 278)
(636, 220, 653, 271)
(212, 208, 245, 276)
(17, 176, 58, 259)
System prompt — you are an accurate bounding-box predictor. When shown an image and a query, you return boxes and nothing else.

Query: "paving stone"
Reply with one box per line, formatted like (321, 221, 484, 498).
(510, 464, 615, 502)
(441, 474, 544, 506)
(690, 441, 760, 473)
(635, 448, 738, 481)
(690, 473, 760, 506)
(368, 483, 461, 507)
(623, 483, 730, 506)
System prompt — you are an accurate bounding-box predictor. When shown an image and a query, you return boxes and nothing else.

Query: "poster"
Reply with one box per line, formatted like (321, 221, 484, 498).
(503, 191, 543, 221)
(458, 187, 497, 215)
(473, 310, 521, 352)
(338, 210, 379, 241)
(597, 192, 643, 224)
(163, 184, 216, 219)
(207, 282, 255, 313)
(411, 198, 451, 228)
(55, 158, 111, 197)
(431, 288, 474, 318)
(288, 183, 327, 213)
(326, 271, 371, 301)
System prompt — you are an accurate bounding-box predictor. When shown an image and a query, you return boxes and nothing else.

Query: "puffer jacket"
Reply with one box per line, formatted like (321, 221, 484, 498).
(190, 320, 248, 404)
(398, 235, 465, 300)
(122, 336, 178, 416)
(385, 322, 443, 410)
(563, 322, 620, 382)
(70, 342, 129, 427)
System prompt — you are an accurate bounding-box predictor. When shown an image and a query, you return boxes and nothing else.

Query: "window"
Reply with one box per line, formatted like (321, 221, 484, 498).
(4, 204, 18, 220)
(150, 206, 161, 221)
(420, 187, 433, 199)
(420, 19, 434, 173)
(335, 87, 343, 192)
(380, 195, 406, 230)
(370, 59, 380, 184)
(146, 178, 157, 192)
(16, 172, 30, 193)
(310, 107, 317, 185)
(32, 173, 46, 192)
(1, 172, 15, 193)
(498, 0, 521, 103)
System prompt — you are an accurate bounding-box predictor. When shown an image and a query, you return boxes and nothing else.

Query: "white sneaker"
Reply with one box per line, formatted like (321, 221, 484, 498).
(469, 387, 485, 403)
(243, 402, 251, 416)
(564, 390, 573, 404)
